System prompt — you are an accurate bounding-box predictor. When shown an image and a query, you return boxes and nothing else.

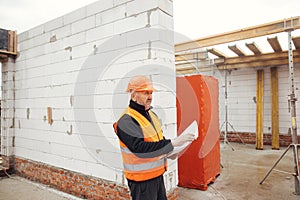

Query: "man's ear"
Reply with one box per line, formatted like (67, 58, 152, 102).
(131, 92, 137, 101)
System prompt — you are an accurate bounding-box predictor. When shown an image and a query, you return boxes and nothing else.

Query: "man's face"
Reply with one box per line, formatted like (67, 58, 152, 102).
(133, 91, 153, 110)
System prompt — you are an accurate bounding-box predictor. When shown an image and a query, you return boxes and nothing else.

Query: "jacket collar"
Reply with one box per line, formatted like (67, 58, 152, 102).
(129, 100, 152, 121)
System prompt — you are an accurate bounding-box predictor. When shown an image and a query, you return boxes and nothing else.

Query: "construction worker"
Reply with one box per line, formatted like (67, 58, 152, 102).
(113, 75, 195, 200)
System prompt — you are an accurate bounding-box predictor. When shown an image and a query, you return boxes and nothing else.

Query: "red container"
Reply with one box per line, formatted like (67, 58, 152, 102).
(176, 74, 220, 190)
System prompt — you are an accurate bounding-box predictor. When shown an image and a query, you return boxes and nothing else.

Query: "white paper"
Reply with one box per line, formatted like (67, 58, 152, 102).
(167, 120, 198, 158)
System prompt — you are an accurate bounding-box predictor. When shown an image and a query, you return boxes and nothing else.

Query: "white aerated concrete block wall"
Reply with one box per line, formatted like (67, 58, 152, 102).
(1, 58, 16, 157)
(204, 64, 300, 135)
(10, 0, 176, 189)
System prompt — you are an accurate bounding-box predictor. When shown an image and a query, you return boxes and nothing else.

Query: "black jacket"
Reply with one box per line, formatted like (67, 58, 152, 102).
(117, 100, 174, 158)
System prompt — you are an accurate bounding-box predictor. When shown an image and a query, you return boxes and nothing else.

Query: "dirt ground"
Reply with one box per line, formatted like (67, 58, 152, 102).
(0, 143, 299, 200)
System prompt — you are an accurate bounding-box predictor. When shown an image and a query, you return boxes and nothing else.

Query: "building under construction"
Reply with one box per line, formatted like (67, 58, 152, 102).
(0, 1, 299, 199)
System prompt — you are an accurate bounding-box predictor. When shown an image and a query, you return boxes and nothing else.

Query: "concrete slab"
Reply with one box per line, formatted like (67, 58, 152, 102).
(0, 143, 299, 200)
(179, 143, 300, 200)
(0, 175, 81, 200)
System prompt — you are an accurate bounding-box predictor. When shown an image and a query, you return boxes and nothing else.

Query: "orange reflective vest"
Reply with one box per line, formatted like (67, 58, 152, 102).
(114, 107, 167, 182)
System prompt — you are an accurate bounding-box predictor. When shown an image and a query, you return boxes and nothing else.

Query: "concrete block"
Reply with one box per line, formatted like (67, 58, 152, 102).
(95, 4, 126, 26)
(114, 0, 133, 6)
(44, 40, 64, 54)
(126, 0, 159, 16)
(86, 23, 114, 42)
(150, 9, 173, 30)
(17, 137, 51, 153)
(162, 122, 176, 139)
(49, 50, 71, 65)
(71, 15, 96, 35)
(63, 32, 87, 48)
(15, 50, 26, 61)
(94, 62, 129, 81)
(24, 45, 46, 59)
(31, 32, 52, 48)
(92, 36, 126, 55)
(86, 0, 114, 16)
(152, 91, 176, 109)
(18, 31, 29, 43)
(97, 123, 119, 139)
(49, 131, 81, 147)
(50, 24, 72, 41)
(125, 28, 160, 47)
(152, 107, 176, 125)
(18, 40, 30, 51)
(28, 24, 45, 39)
(44, 17, 64, 33)
(74, 81, 99, 97)
(73, 96, 96, 109)
(94, 108, 115, 123)
(69, 146, 96, 163)
(63, 6, 87, 25)
(158, 0, 173, 16)
(113, 12, 148, 35)
(94, 79, 119, 95)
(88, 159, 123, 182)
(71, 43, 95, 59)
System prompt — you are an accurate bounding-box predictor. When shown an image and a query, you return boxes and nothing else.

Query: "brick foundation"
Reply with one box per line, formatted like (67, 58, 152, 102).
(14, 157, 178, 200)
(221, 132, 300, 147)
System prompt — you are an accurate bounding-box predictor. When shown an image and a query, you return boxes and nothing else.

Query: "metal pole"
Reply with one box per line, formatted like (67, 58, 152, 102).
(224, 69, 228, 143)
(287, 30, 300, 195)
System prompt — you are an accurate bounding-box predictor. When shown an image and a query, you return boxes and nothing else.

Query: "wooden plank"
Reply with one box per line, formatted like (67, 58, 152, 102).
(215, 50, 300, 65)
(228, 45, 246, 56)
(176, 50, 300, 72)
(256, 70, 264, 150)
(0, 50, 17, 55)
(13, 31, 17, 53)
(175, 16, 300, 52)
(267, 36, 283, 52)
(216, 57, 300, 70)
(175, 52, 208, 62)
(246, 42, 262, 55)
(207, 48, 227, 58)
(176, 60, 214, 67)
(8, 31, 14, 53)
(293, 36, 300, 49)
(270, 67, 279, 149)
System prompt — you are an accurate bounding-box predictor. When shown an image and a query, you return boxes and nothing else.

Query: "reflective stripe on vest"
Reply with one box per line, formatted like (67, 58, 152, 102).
(116, 107, 167, 181)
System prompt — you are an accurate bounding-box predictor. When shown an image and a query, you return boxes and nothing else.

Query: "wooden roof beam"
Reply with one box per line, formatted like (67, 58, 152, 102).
(214, 50, 300, 65)
(228, 45, 246, 56)
(246, 42, 262, 55)
(207, 48, 227, 58)
(175, 16, 300, 53)
(292, 36, 300, 49)
(267, 36, 282, 52)
(175, 52, 208, 62)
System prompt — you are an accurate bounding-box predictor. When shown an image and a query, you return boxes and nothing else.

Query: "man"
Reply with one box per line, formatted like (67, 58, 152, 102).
(114, 75, 195, 200)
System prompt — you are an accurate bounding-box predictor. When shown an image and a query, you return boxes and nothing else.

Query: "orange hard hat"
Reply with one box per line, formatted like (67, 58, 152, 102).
(126, 75, 156, 92)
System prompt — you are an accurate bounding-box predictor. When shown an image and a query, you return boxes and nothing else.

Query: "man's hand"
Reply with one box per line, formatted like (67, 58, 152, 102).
(171, 133, 195, 147)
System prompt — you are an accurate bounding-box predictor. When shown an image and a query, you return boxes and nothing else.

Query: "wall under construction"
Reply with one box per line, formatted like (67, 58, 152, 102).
(1, 0, 178, 199)
(203, 63, 300, 147)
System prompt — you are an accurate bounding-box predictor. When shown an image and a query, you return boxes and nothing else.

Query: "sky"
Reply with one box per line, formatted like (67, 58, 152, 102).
(1, 0, 299, 39)
(0, 0, 300, 55)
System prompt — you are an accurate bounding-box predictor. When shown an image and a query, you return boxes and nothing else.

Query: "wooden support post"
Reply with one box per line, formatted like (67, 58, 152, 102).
(256, 69, 264, 150)
(271, 67, 279, 149)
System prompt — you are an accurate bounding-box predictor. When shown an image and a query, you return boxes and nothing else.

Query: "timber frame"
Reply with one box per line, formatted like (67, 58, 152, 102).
(0, 30, 17, 63)
(175, 16, 300, 149)
(175, 16, 300, 74)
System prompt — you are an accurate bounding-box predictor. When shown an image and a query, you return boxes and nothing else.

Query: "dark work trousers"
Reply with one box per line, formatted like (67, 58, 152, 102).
(127, 175, 167, 200)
